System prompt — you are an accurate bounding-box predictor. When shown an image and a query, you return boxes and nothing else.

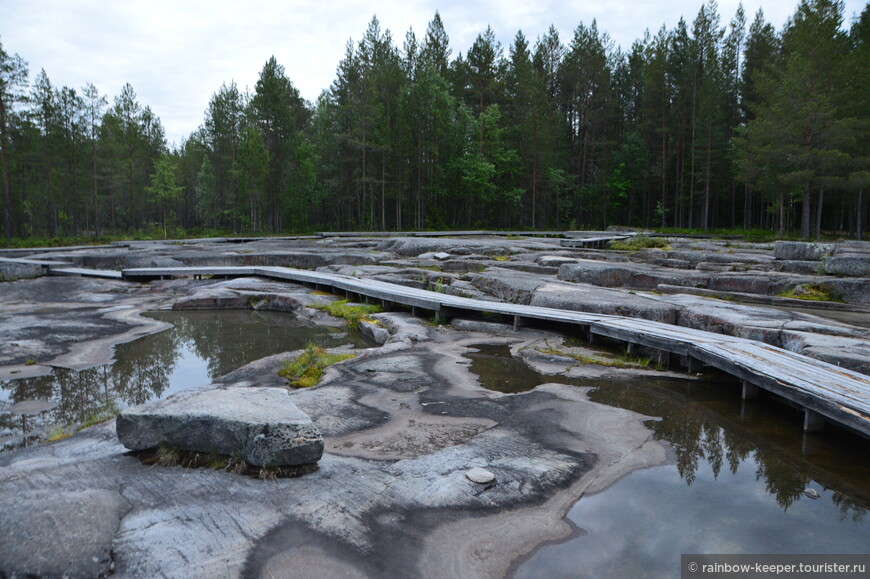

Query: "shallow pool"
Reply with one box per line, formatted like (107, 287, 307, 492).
(0, 309, 369, 448)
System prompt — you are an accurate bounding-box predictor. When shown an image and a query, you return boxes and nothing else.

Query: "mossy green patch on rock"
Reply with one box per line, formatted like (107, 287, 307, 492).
(278, 343, 355, 388)
(608, 235, 670, 251)
(778, 283, 843, 303)
(312, 299, 383, 329)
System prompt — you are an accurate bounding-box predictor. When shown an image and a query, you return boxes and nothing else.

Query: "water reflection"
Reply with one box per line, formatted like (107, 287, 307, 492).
(464, 343, 870, 575)
(0, 310, 367, 449)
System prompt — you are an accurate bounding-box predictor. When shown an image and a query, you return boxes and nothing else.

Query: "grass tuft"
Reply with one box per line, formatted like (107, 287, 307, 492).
(278, 342, 355, 388)
(778, 283, 843, 303)
(311, 299, 382, 329)
(537, 342, 664, 371)
(608, 235, 670, 251)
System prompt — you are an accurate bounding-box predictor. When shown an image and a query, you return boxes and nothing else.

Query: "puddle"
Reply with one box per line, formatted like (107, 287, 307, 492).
(0, 310, 371, 448)
(463, 343, 870, 577)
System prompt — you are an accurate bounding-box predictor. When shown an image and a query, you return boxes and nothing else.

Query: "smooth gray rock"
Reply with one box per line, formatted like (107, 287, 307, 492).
(116, 387, 324, 466)
(531, 282, 678, 324)
(824, 255, 870, 277)
(774, 241, 835, 261)
(451, 318, 517, 333)
(535, 255, 579, 268)
(772, 260, 821, 275)
(0, 262, 43, 281)
(469, 270, 549, 305)
(466, 467, 496, 484)
(359, 320, 390, 345)
(0, 489, 128, 579)
(822, 278, 870, 305)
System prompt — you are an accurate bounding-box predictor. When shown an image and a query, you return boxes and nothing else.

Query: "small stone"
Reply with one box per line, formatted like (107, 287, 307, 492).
(803, 488, 820, 499)
(466, 467, 496, 484)
(433, 252, 451, 261)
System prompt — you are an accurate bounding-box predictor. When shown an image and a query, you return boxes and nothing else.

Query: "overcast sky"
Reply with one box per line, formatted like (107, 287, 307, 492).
(3, 0, 866, 147)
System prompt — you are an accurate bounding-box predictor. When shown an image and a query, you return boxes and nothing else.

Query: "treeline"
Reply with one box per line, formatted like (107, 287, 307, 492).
(1, 0, 868, 242)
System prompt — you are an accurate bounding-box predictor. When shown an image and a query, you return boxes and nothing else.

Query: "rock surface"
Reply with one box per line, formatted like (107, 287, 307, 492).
(116, 386, 324, 466)
(774, 241, 835, 261)
(0, 489, 128, 579)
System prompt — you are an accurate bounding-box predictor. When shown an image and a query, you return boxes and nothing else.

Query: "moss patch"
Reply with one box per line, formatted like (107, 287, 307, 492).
(312, 299, 382, 329)
(136, 444, 317, 479)
(537, 342, 663, 371)
(609, 235, 670, 251)
(278, 342, 355, 388)
(779, 283, 843, 303)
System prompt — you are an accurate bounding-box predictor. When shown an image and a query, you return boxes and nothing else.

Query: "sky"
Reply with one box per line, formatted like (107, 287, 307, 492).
(2, 0, 866, 147)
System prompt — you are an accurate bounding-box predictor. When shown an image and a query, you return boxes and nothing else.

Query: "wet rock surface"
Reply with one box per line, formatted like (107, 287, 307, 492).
(0, 318, 665, 578)
(1, 232, 869, 577)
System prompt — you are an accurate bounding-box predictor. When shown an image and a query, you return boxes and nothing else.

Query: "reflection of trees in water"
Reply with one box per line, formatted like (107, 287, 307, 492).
(1, 310, 339, 440)
(156, 310, 333, 380)
(110, 328, 179, 405)
(589, 380, 869, 520)
(0, 327, 180, 436)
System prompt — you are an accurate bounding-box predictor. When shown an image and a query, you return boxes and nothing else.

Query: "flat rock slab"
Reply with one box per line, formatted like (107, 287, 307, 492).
(0, 489, 128, 579)
(116, 386, 323, 467)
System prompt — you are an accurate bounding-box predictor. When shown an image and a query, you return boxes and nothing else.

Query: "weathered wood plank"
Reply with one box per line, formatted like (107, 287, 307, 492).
(50, 267, 124, 279)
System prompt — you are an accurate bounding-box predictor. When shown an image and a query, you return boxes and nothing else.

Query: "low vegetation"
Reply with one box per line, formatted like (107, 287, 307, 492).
(779, 284, 843, 303)
(45, 402, 119, 443)
(608, 235, 670, 251)
(311, 299, 382, 329)
(278, 342, 355, 388)
(537, 342, 665, 371)
(147, 444, 316, 479)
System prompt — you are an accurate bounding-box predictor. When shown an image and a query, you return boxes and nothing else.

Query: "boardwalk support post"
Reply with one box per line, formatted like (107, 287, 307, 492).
(742, 381, 759, 401)
(687, 356, 702, 374)
(804, 409, 825, 432)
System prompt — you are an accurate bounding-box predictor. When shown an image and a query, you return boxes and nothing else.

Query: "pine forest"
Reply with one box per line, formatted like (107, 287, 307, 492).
(1, 0, 868, 244)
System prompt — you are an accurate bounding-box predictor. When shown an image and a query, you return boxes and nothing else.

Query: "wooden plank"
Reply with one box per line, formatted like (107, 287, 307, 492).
(49, 267, 123, 279)
(0, 257, 68, 267)
(560, 236, 630, 248)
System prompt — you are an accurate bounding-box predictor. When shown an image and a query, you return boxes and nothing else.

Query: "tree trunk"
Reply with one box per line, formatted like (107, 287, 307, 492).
(779, 190, 785, 237)
(801, 182, 811, 239)
(0, 98, 11, 243)
(858, 189, 864, 241)
(815, 187, 824, 241)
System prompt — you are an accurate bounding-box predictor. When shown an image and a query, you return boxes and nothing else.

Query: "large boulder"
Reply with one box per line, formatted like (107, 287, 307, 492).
(0, 262, 43, 281)
(116, 387, 324, 467)
(557, 260, 709, 290)
(468, 269, 549, 304)
(774, 241, 835, 261)
(824, 255, 870, 277)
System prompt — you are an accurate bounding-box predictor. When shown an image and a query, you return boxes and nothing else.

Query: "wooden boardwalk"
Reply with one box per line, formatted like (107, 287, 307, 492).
(560, 235, 631, 249)
(119, 265, 870, 438)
